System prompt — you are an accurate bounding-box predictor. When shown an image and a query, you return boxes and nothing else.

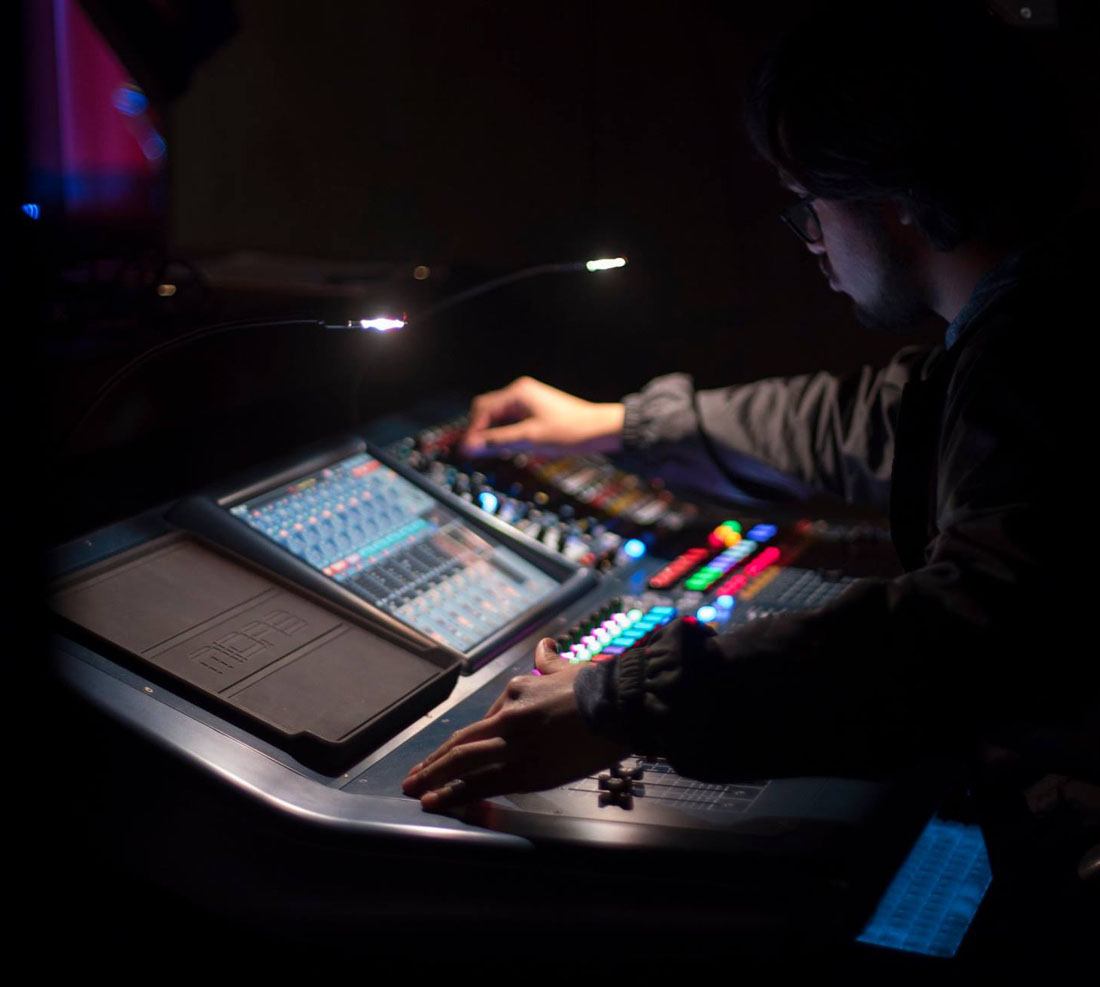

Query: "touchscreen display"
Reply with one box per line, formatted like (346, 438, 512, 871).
(230, 452, 560, 652)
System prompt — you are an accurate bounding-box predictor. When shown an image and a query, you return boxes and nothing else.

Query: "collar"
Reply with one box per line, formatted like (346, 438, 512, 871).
(944, 251, 1023, 350)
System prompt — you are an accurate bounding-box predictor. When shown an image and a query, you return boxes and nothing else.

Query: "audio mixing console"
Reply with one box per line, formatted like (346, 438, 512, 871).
(49, 412, 933, 949)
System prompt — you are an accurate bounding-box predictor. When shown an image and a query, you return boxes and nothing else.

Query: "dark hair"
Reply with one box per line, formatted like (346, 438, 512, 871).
(745, 0, 1081, 250)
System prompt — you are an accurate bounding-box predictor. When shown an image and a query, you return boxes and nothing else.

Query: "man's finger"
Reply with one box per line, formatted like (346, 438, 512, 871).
(467, 388, 514, 433)
(419, 761, 517, 811)
(404, 713, 506, 777)
(468, 421, 539, 453)
(534, 638, 564, 675)
(402, 735, 509, 797)
(467, 382, 531, 433)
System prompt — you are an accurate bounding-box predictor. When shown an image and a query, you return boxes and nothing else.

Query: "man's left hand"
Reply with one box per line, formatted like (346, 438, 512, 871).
(402, 639, 631, 811)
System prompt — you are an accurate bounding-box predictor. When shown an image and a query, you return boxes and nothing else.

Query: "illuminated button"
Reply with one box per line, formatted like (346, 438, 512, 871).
(623, 538, 647, 559)
(696, 605, 718, 622)
(601, 645, 628, 656)
(478, 490, 500, 513)
(649, 606, 676, 617)
(746, 523, 777, 541)
(627, 608, 644, 622)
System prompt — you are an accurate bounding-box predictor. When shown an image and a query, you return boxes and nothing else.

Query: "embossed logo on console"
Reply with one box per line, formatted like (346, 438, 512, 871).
(188, 609, 310, 674)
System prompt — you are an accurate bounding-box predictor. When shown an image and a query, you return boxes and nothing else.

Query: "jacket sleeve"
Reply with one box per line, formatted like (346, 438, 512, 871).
(617, 346, 935, 510)
(577, 321, 1083, 782)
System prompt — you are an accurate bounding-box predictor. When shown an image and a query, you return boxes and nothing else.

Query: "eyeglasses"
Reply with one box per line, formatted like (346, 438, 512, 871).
(780, 197, 822, 244)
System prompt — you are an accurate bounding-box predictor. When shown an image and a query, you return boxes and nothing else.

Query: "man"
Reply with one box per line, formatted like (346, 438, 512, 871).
(403, 0, 1096, 933)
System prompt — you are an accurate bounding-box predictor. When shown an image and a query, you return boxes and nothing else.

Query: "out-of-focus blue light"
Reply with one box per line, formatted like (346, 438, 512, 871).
(747, 523, 778, 541)
(478, 490, 499, 514)
(21, 203, 40, 220)
(112, 84, 148, 117)
(623, 538, 646, 559)
(716, 594, 735, 609)
(142, 134, 167, 161)
(696, 605, 718, 623)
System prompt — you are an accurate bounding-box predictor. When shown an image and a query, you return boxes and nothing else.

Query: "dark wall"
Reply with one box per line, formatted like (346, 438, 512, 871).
(168, 0, 943, 404)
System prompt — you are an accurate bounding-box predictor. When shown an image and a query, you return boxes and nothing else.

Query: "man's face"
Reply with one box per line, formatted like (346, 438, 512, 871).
(785, 180, 930, 330)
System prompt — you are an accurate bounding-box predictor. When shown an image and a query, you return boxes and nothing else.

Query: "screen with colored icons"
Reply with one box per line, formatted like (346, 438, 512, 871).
(230, 453, 561, 653)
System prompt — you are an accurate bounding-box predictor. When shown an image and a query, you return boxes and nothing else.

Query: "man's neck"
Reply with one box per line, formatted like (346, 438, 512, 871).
(924, 241, 1012, 323)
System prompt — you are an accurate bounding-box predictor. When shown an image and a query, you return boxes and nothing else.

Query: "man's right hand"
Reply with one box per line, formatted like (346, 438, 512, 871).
(461, 377, 625, 457)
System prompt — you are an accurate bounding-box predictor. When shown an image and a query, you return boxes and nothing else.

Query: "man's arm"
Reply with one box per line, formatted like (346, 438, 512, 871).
(617, 345, 937, 509)
(461, 348, 936, 511)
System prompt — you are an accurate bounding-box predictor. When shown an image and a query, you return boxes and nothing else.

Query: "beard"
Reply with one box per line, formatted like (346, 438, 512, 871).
(845, 206, 931, 332)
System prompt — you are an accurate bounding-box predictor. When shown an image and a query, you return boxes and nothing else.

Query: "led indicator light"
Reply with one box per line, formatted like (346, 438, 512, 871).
(696, 605, 718, 623)
(623, 538, 646, 559)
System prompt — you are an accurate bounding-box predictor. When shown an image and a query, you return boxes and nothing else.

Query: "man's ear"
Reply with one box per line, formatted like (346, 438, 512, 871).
(894, 199, 916, 227)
